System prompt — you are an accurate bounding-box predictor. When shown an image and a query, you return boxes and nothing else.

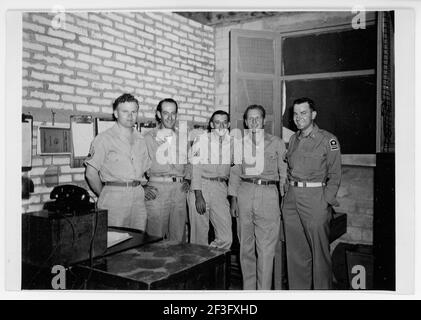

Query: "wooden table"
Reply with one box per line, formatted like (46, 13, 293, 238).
(72, 240, 230, 290)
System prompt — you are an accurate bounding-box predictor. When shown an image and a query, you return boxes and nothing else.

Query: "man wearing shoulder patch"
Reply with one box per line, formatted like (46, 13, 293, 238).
(283, 97, 342, 289)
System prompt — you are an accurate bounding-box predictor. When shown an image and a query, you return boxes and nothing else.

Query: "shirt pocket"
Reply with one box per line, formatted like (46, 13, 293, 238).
(301, 151, 324, 173)
(106, 150, 120, 163)
(264, 151, 278, 175)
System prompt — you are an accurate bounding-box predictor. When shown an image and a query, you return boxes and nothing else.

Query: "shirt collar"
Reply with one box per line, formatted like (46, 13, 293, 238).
(298, 124, 320, 140)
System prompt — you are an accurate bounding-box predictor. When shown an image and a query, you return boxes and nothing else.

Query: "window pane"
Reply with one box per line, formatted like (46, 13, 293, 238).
(282, 76, 376, 154)
(237, 37, 275, 74)
(283, 26, 377, 75)
(237, 78, 274, 115)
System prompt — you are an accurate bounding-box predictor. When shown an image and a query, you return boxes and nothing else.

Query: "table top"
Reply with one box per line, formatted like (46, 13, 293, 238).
(87, 241, 229, 285)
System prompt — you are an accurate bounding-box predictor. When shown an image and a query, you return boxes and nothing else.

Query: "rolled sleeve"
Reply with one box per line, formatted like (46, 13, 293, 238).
(84, 136, 106, 171)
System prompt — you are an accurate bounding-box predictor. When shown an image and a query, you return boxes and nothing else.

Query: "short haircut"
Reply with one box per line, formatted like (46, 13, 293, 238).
(243, 104, 266, 125)
(155, 98, 178, 122)
(112, 93, 139, 111)
(292, 97, 316, 112)
(207, 110, 230, 132)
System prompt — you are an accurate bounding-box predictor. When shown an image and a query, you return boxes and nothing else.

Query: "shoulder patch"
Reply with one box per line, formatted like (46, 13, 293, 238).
(329, 138, 339, 151)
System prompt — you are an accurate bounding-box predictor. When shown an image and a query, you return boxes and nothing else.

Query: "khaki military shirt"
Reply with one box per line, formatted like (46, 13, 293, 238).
(85, 123, 150, 182)
(228, 132, 287, 197)
(190, 131, 232, 191)
(286, 124, 342, 206)
(144, 127, 189, 178)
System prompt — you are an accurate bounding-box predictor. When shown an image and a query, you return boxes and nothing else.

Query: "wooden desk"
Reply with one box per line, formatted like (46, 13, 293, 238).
(72, 241, 230, 290)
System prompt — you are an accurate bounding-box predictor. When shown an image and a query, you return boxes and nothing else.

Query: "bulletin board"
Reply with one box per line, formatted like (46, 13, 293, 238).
(70, 115, 94, 168)
(95, 117, 115, 135)
(22, 114, 33, 171)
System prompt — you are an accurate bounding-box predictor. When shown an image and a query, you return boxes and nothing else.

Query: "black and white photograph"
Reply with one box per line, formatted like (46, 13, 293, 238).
(1, 0, 418, 301)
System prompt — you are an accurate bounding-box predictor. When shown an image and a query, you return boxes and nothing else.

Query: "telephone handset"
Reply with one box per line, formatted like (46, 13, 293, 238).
(45, 184, 94, 215)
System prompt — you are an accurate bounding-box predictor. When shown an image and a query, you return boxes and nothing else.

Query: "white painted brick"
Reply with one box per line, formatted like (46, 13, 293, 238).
(145, 12, 163, 21)
(23, 21, 45, 33)
(63, 76, 89, 86)
(31, 14, 53, 26)
(91, 82, 113, 90)
(145, 54, 155, 62)
(30, 71, 59, 82)
(31, 158, 43, 166)
(76, 104, 100, 113)
(155, 22, 171, 32)
(115, 38, 136, 49)
(196, 80, 209, 87)
(22, 80, 43, 88)
(180, 24, 194, 33)
(47, 47, 75, 59)
(47, 27, 76, 41)
(116, 53, 136, 64)
(167, 33, 181, 43)
(79, 36, 102, 48)
(173, 29, 188, 39)
(188, 33, 202, 43)
(187, 109, 201, 115)
(32, 54, 60, 67)
(46, 65, 74, 76)
(48, 84, 74, 94)
(104, 12, 124, 23)
(102, 75, 124, 84)
(115, 70, 136, 80)
(76, 88, 100, 96)
(91, 31, 114, 43)
(78, 53, 102, 65)
(60, 165, 85, 173)
(91, 98, 112, 106)
(101, 92, 121, 100)
(58, 174, 73, 183)
(124, 18, 143, 30)
(114, 84, 135, 93)
(91, 48, 112, 58)
(65, 23, 88, 36)
(145, 25, 163, 36)
(181, 77, 195, 85)
(124, 33, 144, 46)
(156, 65, 172, 73)
(30, 166, 48, 176)
(103, 59, 124, 69)
(22, 88, 28, 96)
(145, 83, 162, 91)
(53, 157, 70, 165)
(179, 114, 193, 121)
(101, 106, 113, 114)
(136, 45, 154, 55)
(204, 25, 213, 33)
(126, 49, 146, 59)
(102, 26, 124, 39)
(165, 60, 180, 68)
(35, 34, 63, 47)
(157, 38, 171, 46)
(139, 75, 154, 82)
(188, 72, 202, 80)
(162, 86, 177, 94)
(136, 14, 153, 25)
(164, 73, 180, 81)
(163, 17, 179, 28)
(73, 173, 85, 181)
(63, 59, 89, 70)
(127, 64, 145, 74)
(124, 79, 140, 88)
(30, 91, 60, 100)
(62, 95, 87, 103)
(64, 42, 90, 53)
(194, 116, 207, 122)
(89, 14, 113, 27)
(136, 30, 154, 41)
(45, 101, 74, 110)
(181, 63, 194, 72)
(136, 88, 154, 97)
(115, 22, 134, 34)
(75, 18, 100, 31)
(23, 61, 45, 71)
(23, 51, 31, 59)
(22, 99, 42, 108)
(155, 51, 171, 59)
(147, 70, 163, 78)
(104, 42, 125, 53)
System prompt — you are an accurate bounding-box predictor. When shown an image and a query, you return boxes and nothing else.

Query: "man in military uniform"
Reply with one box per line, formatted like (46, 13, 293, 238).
(143, 98, 190, 241)
(282, 97, 342, 289)
(85, 93, 150, 231)
(189, 110, 232, 250)
(229, 105, 287, 290)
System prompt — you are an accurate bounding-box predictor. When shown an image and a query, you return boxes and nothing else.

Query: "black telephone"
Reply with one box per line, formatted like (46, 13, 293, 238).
(44, 184, 94, 215)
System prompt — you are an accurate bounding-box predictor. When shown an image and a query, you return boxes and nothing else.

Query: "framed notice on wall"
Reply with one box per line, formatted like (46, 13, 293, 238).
(70, 115, 95, 168)
(22, 114, 33, 171)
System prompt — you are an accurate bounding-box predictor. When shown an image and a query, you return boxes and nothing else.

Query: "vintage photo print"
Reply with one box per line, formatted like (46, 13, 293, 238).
(2, 0, 417, 299)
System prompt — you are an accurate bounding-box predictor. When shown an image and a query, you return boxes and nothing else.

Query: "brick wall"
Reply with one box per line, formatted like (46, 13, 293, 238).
(22, 11, 215, 212)
(213, 12, 376, 245)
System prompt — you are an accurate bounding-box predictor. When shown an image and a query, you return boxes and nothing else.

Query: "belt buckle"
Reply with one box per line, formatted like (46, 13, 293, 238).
(302, 181, 306, 187)
(256, 179, 262, 185)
